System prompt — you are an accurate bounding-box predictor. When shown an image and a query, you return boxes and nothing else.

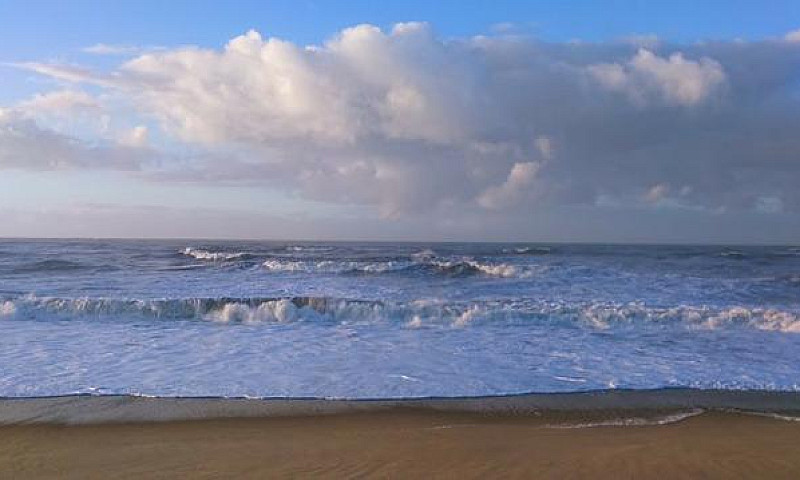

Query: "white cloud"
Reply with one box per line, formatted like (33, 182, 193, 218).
(15, 90, 99, 115)
(83, 44, 146, 55)
(644, 183, 669, 203)
(15, 62, 117, 86)
(119, 125, 148, 147)
(479, 162, 540, 210)
(8, 23, 800, 221)
(588, 48, 726, 106)
(785, 29, 800, 43)
(106, 24, 486, 147)
(0, 109, 144, 170)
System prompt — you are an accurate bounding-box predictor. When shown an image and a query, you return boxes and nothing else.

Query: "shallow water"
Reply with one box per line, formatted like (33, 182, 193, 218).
(0, 240, 798, 398)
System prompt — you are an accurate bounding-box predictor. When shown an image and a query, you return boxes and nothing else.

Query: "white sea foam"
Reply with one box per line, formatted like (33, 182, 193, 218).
(503, 246, 552, 255)
(405, 316, 424, 329)
(575, 303, 800, 333)
(740, 411, 800, 422)
(262, 256, 531, 278)
(411, 249, 437, 261)
(543, 409, 705, 429)
(262, 259, 407, 274)
(707, 308, 800, 333)
(181, 247, 248, 261)
(428, 258, 532, 278)
(285, 245, 335, 253)
(453, 304, 484, 327)
(0, 301, 16, 317)
(205, 299, 304, 324)
(466, 260, 522, 278)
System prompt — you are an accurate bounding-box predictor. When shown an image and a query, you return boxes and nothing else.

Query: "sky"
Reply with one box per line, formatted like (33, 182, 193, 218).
(1, 0, 800, 243)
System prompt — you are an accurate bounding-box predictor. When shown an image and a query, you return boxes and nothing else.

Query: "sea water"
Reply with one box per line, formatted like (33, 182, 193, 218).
(0, 240, 798, 399)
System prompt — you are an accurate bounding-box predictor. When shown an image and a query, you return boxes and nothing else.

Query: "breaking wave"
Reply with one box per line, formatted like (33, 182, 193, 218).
(178, 246, 530, 278)
(180, 247, 252, 261)
(1, 295, 798, 332)
(262, 257, 531, 278)
(428, 259, 526, 278)
(261, 259, 409, 274)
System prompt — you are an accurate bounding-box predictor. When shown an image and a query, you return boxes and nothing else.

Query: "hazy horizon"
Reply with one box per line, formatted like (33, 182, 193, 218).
(0, 236, 797, 248)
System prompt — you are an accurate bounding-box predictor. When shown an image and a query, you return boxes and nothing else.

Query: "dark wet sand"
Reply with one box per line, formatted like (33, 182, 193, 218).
(1, 411, 799, 479)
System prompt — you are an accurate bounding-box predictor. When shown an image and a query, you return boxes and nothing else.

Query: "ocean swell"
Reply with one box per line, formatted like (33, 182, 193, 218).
(9, 259, 90, 274)
(1, 295, 798, 332)
(180, 247, 253, 261)
(261, 257, 532, 278)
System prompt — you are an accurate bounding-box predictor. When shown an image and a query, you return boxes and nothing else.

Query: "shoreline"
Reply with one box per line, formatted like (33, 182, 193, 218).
(2, 410, 799, 478)
(2, 388, 799, 425)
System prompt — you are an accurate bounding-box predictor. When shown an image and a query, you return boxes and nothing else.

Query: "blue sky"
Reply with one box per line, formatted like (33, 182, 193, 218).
(1, 1, 799, 242)
(3, 0, 799, 50)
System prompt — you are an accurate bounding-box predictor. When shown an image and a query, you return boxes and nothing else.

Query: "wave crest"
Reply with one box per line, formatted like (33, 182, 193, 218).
(180, 247, 251, 261)
(1, 296, 798, 332)
(261, 257, 530, 278)
(262, 259, 407, 274)
(430, 259, 525, 278)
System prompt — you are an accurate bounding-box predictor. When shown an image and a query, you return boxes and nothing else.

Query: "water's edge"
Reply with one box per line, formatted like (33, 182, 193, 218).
(2, 389, 799, 425)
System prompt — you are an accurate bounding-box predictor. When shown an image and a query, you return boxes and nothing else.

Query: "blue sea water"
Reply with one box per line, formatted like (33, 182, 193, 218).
(0, 239, 798, 399)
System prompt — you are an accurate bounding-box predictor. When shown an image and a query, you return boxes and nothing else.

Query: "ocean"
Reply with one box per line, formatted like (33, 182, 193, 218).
(0, 239, 798, 400)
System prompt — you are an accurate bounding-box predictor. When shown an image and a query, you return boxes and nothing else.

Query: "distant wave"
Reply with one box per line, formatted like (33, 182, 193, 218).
(156, 264, 209, 272)
(769, 248, 800, 258)
(180, 247, 253, 261)
(719, 250, 746, 258)
(261, 259, 409, 275)
(502, 246, 553, 255)
(718, 248, 800, 260)
(283, 245, 336, 253)
(2, 295, 798, 332)
(10, 259, 90, 274)
(180, 247, 531, 278)
(262, 257, 532, 278)
(428, 259, 526, 278)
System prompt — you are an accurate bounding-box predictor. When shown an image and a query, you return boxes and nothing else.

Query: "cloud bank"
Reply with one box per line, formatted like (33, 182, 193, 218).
(5, 23, 800, 235)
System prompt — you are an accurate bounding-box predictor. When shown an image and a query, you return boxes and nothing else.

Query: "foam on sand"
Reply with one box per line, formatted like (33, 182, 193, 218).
(1, 389, 799, 425)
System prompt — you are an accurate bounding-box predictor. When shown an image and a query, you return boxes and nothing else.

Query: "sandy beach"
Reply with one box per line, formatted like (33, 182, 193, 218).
(1, 410, 799, 479)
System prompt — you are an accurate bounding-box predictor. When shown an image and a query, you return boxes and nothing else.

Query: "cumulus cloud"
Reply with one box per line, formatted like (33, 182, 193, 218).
(0, 109, 144, 170)
(587, 48, 726, 106)
(8, 23, 800, 220)
(15, 90, 100, 114)
(107, 24, 490, 147)
(478, 162, 541, 210)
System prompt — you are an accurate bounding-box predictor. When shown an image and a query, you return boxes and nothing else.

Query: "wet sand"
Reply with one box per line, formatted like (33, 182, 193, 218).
(2, 410, 800, 479)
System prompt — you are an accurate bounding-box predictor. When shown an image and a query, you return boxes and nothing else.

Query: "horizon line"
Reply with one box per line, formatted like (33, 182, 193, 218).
(0, 235, 796, 248)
